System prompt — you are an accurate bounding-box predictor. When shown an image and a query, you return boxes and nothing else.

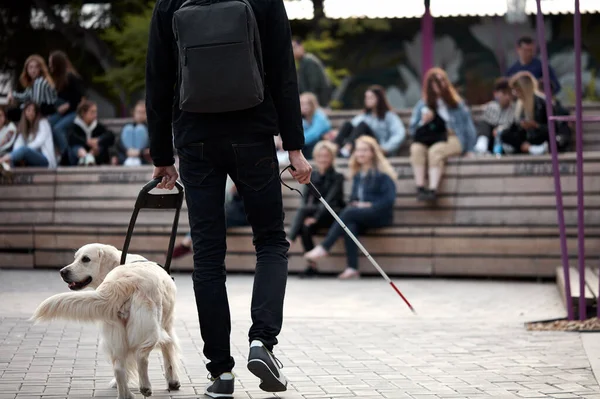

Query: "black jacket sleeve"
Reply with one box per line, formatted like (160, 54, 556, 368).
(65, 74, 85, 112)
(314, 173, 345, 221)
(145, 0, 176, 167)
(67, 125, 88, 149)
(264, 0, 304, 151)
(96, 124, 115, 149)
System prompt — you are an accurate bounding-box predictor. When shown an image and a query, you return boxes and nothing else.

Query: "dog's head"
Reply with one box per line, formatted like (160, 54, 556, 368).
(59, 243, 121, 291)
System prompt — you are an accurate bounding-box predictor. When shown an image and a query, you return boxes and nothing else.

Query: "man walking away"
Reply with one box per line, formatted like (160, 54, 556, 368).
(293, 37, 332, 107)
(145, 0, 312, 397)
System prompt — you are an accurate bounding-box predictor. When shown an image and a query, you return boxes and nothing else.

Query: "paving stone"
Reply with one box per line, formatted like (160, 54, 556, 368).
(1, 271, 600, 398)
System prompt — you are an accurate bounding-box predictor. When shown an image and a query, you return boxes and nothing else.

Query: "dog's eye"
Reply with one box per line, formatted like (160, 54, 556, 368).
(82, 256, 91, 263)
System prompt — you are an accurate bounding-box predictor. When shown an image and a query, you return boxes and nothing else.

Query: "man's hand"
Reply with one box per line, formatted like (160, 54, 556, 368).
(87, 138, 99, 149)
(304, 217, 317, 226)
(288, 150, 312, 184)
(57, 103, 70, 114)
(421, 110, 434, 125)
(153, 165, 179, 190)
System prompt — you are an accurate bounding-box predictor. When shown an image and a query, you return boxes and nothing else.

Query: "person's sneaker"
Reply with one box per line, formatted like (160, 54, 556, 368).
(84, 154, 96, 166)
(204, 372, 234, 398)
(424, 189, 437, 202)
(171, 244, 192, 259)
(247, 340, 287, 392)
(528, 141, 549, 155)
(417, 186, 428, 201)
(298, 264, 318, 278)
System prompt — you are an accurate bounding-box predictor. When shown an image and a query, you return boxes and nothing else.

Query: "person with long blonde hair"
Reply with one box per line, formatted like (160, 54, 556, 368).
(300, 92, 331, 159)
(287, 140, 345, 277)
(497, 71, 550, 155)
(408, 67, 476, 202)
(7, 55, 57, 121)
(304, 135, 397, 279)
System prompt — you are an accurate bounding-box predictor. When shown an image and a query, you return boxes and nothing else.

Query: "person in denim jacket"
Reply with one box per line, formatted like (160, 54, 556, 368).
(304, 135, 397, 279)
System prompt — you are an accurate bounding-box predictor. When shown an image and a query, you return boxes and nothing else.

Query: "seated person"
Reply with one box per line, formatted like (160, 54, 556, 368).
(299, 92, 331, 159)
(0, 102, 56, 170)
(304, 136, 397, 280)
(287, 141, 345, 277)
(473, 78, 516, 155)
(66, 100, 115, 166)
(172, 178, 248, 259)
(6, 55, 57, 122)
(498, 71, 550, 155)
(47, 50, 86, 157)
(112, 101, 150, 166)
(408, 68, 477, 202)
(334, 85, 405, 157)
(0, 106, 17, 157)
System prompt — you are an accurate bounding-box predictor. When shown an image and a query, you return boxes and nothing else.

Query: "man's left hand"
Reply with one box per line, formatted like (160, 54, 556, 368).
(153, 165, 179, 190)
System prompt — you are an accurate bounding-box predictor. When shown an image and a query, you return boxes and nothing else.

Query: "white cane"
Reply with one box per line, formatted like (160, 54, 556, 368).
(285, 166, 416, 314)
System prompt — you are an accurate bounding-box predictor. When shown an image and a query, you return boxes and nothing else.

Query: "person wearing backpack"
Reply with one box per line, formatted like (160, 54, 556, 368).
(145, 1, 312, 398)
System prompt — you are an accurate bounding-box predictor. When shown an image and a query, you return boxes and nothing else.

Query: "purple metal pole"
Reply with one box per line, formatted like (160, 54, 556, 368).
(573, 0, 586, 320)
(421, 0, 434, 81)
(535, 0, 574, 320)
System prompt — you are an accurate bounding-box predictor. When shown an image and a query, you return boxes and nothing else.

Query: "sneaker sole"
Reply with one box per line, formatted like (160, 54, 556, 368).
(204, 391, 233, 399)
(247, 359, 287, 392)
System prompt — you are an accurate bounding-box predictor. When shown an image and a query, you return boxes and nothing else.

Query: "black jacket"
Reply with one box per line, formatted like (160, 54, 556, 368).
(67, 121, 115, 165)
(58, 73, 85, 114)
(146, 0, 305, 167)
(288, 167, 345, 240)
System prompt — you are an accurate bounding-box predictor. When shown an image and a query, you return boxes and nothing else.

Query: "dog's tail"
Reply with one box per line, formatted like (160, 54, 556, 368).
(31, 291, 114, 323)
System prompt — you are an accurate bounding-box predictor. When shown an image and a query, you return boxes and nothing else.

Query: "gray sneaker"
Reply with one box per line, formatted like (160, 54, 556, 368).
(247, 340, 288, 392)
(204, 372, 234, 398)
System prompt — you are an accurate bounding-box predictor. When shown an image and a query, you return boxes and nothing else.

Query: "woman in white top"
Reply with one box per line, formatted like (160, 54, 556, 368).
(0, 102, 56, 168)
(0, 107, 17, 157)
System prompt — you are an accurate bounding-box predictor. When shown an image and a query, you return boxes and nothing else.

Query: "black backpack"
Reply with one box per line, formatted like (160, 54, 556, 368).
(172, 0, 265, 113)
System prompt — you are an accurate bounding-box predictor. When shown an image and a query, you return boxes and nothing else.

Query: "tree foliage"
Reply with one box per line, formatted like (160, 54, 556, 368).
(95, 3, 154, 103)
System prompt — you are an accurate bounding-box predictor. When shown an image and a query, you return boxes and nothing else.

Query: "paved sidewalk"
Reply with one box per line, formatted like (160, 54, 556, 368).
(1, 269, 600, 399)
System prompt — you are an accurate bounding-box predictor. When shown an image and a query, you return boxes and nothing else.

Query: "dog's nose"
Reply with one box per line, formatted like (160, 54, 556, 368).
(60, 269, 69, 278)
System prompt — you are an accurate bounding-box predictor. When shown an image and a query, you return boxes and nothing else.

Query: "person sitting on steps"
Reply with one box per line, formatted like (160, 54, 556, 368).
(334, 85, 405, 158)
(304, 135, 397, 280)
(287, 140, 345, 277)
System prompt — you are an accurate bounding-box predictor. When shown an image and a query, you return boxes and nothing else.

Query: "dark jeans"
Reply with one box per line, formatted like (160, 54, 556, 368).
(475, 120, 496, 153)
(321, 207, 389, 270)
(288, 205, 333, 252)
(10, 146, 49, 167)
(334, 121, 376, 150)
(500, 124, 548, 154)
(177, 134, 289, 378)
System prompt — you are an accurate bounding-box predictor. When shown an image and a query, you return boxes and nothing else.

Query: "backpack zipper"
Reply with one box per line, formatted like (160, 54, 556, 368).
(184, 41, 243, 65)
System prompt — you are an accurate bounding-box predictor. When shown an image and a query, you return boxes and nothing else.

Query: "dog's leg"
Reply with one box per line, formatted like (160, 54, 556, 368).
(113, 355, 135, 399)
(136, 347, 153, 397)
(103, 325, 135, 399)
(161, 330, 181, 391)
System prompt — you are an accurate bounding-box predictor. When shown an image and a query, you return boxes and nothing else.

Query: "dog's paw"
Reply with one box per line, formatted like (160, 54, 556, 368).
(109, 378, 117, 388)
(117, 391, 135, 399)
(139, 386, 152, 397)
(168, 380, 181, 391)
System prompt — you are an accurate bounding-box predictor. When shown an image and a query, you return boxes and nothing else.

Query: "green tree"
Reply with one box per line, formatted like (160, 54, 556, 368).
(96, 4, 154, 104)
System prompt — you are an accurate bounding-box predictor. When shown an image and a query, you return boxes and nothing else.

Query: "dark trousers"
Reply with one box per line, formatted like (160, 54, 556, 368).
(475, 120, 496, 153)
(501, 124, 547, 153)
(288, 205, 333, 252)
(320, 207, 389, 270)
(334, 121, 376, 150)
(177, 134, 289, 378)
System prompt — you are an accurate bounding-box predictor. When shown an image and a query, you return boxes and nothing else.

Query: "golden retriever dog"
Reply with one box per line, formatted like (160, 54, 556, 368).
(31, 243, 181, 399)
